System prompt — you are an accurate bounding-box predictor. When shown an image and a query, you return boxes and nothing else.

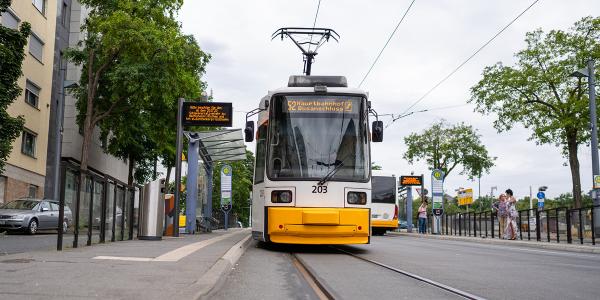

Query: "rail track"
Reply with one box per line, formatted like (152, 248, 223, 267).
(291, 247, 487, 300)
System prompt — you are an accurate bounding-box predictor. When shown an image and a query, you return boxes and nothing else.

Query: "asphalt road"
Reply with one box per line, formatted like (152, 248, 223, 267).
(215, 235, 600, 300)
(0, 231, 74, 255)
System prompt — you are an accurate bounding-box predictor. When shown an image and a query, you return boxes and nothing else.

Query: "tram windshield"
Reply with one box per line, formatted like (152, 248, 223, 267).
(371, 176, 396, 204)
(267, 95, 370, 182)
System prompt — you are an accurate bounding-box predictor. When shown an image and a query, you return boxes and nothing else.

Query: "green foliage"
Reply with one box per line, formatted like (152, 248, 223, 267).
(65, 0, 210, 174)
(211, 151, 255, 227)
(0, 1, 30, 174)
(371, 162, 382, 170)
(403, 120, 495, 179)
(469, 16, 600, 208)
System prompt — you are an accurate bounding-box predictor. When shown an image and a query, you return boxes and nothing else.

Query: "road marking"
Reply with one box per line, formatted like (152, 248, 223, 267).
(93, 256, 153, 262)
(93, 229, 249, 262)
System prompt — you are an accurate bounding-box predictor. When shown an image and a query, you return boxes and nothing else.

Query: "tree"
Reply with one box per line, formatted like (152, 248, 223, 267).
(0, 0, 30, 174)
(98, 34, 209, 185)
(66, 0, 210, 173)
(469, 16, 600, 208)
(403, 120, 495, 179)
(371, 162, 382, 170)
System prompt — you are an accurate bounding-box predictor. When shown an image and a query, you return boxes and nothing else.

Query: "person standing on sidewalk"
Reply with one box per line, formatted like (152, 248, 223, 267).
(492, 194, 508, 239)
(418, 199, 428, 234)
(505, 189, 518, 240)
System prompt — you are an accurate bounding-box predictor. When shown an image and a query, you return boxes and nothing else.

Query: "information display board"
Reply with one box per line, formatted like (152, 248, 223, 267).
(220, 164, 233, 211)
(182, 102, 233, 127)
(400, 175, 423, 186)
(431, 169, 444, 210)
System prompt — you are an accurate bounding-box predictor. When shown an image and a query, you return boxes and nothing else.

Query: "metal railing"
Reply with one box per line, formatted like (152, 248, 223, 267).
(420, 205, 600, 246)
(57, 161, 142, 250)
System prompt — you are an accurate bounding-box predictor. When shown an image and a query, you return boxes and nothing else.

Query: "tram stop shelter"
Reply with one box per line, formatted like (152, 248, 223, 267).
(183, 129, 246, 233)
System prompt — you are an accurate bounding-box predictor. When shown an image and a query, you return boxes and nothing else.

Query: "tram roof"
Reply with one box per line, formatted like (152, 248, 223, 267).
(265, 86, 369, 97)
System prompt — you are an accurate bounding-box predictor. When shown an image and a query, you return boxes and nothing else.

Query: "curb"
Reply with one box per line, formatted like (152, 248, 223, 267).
(188, 232, 253, 300)
(387, 231, 600, 254)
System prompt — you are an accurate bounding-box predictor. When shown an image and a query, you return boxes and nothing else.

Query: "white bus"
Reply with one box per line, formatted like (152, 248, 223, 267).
(245, 75, 383, 244)
(370, 171, 398, 235)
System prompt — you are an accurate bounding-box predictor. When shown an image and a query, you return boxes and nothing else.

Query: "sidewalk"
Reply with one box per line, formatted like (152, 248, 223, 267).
(388, 231, 600, 254)
(0, 228, 252, 300)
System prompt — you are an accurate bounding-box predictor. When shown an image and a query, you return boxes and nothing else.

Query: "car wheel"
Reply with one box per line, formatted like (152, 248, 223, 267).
(27, 219, 38, 235)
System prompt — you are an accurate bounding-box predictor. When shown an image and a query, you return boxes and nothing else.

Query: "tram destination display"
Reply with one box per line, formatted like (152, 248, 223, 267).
(182, 102, 233, 127)
(284, 97, 359, 115)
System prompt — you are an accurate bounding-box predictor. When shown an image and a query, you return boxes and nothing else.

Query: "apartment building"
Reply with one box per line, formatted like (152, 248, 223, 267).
(0, 0, 128, 204)
(50, 1, 129, 193)
(0, 0, 57, 203)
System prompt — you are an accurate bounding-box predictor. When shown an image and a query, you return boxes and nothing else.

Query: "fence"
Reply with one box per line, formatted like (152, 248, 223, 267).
(57, 161, 141, 250)
(420, 205, 600, 246)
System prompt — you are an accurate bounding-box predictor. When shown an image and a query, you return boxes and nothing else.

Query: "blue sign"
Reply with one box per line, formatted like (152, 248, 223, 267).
(537, 191, 545, 199)
(538, 201, 544, 209)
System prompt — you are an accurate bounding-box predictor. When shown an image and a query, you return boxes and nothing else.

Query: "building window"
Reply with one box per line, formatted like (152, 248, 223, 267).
(1, 9, 20, 29)
(29, 33, 44, 63)
(21, 130, 37, 158)
(61, 2, 69, 26)
(25, 80, 40, 108)
(32, 0, 46, 15)
(29, 185, 38, 198)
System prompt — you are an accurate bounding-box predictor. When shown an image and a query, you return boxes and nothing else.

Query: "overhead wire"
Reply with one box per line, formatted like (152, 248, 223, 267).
(307, 0, 322, 53)
(382, 103, 470, 128)
(398, 0, 541, 117)
(358, 0, 417, 88)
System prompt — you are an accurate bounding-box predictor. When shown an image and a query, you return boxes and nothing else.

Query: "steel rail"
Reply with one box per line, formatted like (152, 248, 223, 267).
(332, 246, 487, 300)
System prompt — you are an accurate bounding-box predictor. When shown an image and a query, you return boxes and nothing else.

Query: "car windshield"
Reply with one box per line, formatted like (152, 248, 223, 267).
(1, 200, 40, 210)
(267, 95, 370, 181)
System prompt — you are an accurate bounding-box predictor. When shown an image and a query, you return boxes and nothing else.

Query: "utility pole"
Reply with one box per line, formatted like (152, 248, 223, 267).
(529, 186, 533, 210)
(587, 59, 600, 237)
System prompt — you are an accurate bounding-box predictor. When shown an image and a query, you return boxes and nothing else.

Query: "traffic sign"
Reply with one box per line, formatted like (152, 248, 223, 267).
(537, 191, 545, 199)
(433, 208, 443, 216)
(594, 175, 600, 189)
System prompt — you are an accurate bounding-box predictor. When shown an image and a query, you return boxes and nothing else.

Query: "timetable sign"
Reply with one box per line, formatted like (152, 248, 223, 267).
(182, 102, 233, 127)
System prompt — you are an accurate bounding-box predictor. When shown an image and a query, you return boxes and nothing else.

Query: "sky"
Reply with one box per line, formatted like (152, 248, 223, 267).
(177, 0, 600, 200)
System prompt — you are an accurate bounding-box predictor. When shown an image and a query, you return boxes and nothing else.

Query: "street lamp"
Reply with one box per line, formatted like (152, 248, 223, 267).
(53, 80, 79, 201)
(571, 59, 599, 237)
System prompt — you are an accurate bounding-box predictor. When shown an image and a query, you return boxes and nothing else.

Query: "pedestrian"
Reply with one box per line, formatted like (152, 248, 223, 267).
(418, 199, 428, 234)
(492, 194, 508, 239)
(505, 189, 518, 240)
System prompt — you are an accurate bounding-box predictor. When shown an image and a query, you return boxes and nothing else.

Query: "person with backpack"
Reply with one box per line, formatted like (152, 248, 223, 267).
(492, 194, 509, 239)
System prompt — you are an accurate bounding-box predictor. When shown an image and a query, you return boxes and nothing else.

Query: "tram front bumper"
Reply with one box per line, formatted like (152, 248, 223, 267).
(371, 219, 398, 229)
(267, 207, 370, 244)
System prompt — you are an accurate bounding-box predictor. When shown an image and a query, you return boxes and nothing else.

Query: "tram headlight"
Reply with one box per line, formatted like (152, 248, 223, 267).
(271, 190, 293, 203)
(347, 192, 367, 205)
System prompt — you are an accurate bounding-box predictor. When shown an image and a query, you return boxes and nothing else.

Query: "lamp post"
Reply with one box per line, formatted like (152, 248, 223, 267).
(53, 80, 78, 201)
(571, 59, 599, 236)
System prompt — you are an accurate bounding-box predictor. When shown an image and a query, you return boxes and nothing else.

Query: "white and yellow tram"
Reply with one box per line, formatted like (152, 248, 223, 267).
(370, 171, 399, 235)
(245, 75, 383, 244)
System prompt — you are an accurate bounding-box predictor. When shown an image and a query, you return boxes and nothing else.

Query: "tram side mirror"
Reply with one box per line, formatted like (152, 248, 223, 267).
(244, 121, 255, 142)
(372, 121, 383, 142)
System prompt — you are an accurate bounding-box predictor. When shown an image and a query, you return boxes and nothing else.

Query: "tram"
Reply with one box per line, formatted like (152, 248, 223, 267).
(370, 171, 399, 235)
(244, 75, 383, 244)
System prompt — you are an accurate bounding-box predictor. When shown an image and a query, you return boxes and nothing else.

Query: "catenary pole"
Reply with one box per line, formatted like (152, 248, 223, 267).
(173, 98, 184, 237)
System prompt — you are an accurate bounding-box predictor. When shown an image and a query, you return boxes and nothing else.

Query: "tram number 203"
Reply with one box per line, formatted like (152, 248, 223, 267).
(311, 186, 328, 193)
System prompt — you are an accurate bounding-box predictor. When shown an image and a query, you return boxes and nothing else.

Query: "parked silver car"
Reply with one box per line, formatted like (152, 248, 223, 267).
(0, 199, 73, 234)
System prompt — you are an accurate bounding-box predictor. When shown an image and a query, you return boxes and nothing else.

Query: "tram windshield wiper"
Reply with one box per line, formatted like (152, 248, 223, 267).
(317, 160, 344, 186)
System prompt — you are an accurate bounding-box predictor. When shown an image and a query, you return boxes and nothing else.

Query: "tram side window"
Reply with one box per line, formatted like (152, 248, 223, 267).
(254, 123, 267, 184)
